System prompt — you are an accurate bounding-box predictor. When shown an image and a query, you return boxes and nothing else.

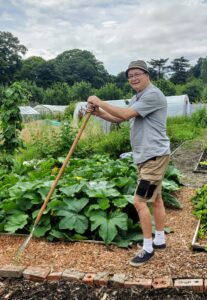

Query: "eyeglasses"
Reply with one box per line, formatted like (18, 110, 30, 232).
(128, 72, 145, 80)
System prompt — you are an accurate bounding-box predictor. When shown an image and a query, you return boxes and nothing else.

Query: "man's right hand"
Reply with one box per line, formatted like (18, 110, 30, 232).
(86, 103, 100, 116)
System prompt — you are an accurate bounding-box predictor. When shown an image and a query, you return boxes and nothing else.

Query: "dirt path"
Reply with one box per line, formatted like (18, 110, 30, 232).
(171, 139, 207, 188)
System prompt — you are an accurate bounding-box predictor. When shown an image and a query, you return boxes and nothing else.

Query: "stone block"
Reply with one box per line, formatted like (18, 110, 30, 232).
(23, 266, 50, 282)
(124, 278, 152, 289)
(82, 273, 95, 285)
(152, 276, 173, 289)
(62, 269, 85, 282)
(110, 273, 126, 287)
(93, 271, 109, 286)
(47, 271, 63, 281)
(174, 278, 203, 293)
(0, 265, 26, 278)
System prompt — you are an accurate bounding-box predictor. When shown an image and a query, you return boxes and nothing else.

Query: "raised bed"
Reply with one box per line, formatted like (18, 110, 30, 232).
(193, 150, 207, 173)
(192, 219, 207, 251)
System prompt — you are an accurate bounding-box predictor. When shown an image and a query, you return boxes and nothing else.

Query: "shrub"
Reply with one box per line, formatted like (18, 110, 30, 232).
(191, 108, 207, 128)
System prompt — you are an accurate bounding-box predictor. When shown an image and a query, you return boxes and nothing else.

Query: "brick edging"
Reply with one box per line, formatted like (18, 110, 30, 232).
(0, 265, 206, 293)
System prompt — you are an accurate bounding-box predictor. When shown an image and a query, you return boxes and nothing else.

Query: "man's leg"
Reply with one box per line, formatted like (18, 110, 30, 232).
(152, 194, 165, 231)
(152, 194, 166, 247)
(129, 195, 154, 267)
(134, 194, 152, 239)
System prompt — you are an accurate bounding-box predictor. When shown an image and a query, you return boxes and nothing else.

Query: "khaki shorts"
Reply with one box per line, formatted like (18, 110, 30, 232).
(135, 155, 170, 203)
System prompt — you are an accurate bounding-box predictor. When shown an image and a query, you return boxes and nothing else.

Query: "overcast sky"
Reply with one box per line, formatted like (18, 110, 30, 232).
(1, 0, 207, 75)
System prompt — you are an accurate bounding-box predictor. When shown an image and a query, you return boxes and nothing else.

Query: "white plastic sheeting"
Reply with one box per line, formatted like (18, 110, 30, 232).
(73, 95, 191, 133)
(166, 95, 191, 117)
(34, 105, 68, 115)
(19, 106, 40, 121)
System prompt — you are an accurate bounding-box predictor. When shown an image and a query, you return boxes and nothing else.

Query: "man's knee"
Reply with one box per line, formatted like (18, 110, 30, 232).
(134, 196, 147, 213)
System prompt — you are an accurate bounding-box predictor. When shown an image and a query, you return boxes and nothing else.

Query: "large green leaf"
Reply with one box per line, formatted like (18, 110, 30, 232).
(90, 211, 128, 244)
(162, 179, 180, 192)
(59, 182, 85, 197)
(58, 212, 88, 234)
(57, 197, 89, 234)
(85, 181, 120, 198)
(4, 212, 28, 233)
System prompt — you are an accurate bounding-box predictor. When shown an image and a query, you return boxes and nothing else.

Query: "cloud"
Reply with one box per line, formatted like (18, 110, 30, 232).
(0, 0, 207, 74)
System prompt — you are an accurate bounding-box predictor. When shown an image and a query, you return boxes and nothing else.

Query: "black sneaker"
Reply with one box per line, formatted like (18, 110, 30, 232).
(129, 249, 154, 267)
(153, 242, 166, 250)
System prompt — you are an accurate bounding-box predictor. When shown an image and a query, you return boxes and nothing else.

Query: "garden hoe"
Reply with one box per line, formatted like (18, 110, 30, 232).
(15, 112, 91, 262)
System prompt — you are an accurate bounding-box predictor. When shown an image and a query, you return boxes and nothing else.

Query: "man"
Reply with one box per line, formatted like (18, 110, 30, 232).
(87, 60, 170, 266)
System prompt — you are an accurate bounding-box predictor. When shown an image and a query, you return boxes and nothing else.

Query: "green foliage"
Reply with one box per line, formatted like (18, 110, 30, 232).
(148, 58, 169, 80)
(191, 108, 207, 128)
(30, 120, 77, 158)
(154, 79, 176, 96)
(76, 122, 131, 158)
(169, 56, 190, 84)
(16, 56, 45, 82)
(63, 102, 77, 120)
(167, 115, 200, 143)
(192, 184, 207, 239)
(0, 155, 181, 246)
(181, 79, 203, 103)
(53, 49, 110, 88)
(0, 82, 30, 164)
(70, 81, 92, 102)
(0, 31, 27, 84)
(95, 83, 124, 100)
(43, 82, 71, 105)
(20, 80, 44, 105)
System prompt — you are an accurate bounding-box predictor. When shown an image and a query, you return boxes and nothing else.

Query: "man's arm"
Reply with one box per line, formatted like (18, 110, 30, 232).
(87, 96, 139, 121)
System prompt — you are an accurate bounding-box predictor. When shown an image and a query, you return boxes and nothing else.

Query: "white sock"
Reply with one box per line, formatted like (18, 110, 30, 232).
(153, 230, 165, 245)
(143, 238, 153, 253)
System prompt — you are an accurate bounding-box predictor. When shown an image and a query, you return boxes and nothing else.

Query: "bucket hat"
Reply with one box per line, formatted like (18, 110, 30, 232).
(125, 60, 149, 77)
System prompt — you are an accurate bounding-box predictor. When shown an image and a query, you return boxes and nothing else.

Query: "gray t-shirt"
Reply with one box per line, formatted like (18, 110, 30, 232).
(129, 83, 170, 164)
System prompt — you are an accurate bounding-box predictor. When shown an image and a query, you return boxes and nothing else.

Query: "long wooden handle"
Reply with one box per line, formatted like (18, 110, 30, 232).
(34, 112, 91, 226)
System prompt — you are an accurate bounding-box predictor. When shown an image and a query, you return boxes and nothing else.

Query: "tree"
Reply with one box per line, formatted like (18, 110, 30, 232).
(189, 57, 205, 79)
(34, 61, 62, 88)
(114, 71, 127, 88)
(0, 31, 27, 84)
(44, 82, 72, 105)
(53, 49, 110, 88)
(95, 83, 124, 100)
(154, 79, 176, 96)
(148, 58, 169, 80)
(169, 56, 190, 84)
(16, 56, 45, 81)
(181, 79, 203, 103)
(200, 58, 207, 83)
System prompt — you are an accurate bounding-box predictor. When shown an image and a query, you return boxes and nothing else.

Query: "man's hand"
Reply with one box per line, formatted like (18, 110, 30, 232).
(86, 103, 100, 116)
(87, 95, 102, 106)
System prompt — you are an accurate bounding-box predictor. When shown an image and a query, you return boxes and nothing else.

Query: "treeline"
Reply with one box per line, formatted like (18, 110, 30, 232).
(1, 31, 207, 104)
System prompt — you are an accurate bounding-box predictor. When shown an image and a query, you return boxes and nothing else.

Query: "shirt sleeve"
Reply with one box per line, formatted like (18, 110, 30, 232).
(130, 91, 166, 117)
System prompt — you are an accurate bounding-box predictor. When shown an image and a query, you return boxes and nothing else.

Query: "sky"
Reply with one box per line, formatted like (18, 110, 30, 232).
(1, 0, 207, 75)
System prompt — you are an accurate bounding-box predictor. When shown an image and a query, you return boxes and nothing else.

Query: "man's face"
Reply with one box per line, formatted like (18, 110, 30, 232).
(127, 68, 150, 92)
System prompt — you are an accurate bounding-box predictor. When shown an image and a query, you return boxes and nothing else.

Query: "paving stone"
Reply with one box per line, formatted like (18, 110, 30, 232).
(23, 266, 50, 282)
(47, 271, 63, 281)
(174, 278, 203, 293)
(82, 273, 96, 285)
(93, 271, 109, 286)
(0, 265, 26, 278)
(124, 278, 152, 289)
(110, 273, 126, 287)
(152, 276, 173, 289)
(62, 269, 85, 282)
